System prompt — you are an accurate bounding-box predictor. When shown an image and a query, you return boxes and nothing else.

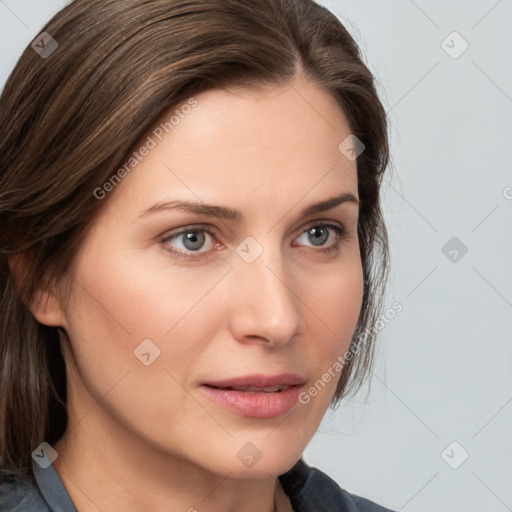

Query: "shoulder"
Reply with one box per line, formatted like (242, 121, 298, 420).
(279, 458, 396, 512)
(0, 473, 50, 512)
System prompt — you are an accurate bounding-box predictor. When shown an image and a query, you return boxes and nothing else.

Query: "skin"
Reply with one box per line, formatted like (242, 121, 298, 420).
(32, 74, 363, 512)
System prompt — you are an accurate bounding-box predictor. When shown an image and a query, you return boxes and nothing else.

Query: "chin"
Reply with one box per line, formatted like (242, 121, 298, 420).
(206, 432, 309, 480)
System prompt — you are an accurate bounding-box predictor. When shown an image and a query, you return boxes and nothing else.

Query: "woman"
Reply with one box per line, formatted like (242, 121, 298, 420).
(0, 0, 394, 510)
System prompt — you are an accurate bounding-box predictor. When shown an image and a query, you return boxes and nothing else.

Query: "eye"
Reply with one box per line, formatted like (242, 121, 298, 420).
(161, 222, 349, 259)
(161, 224, 218, 258)
(294, 222, 349, 254)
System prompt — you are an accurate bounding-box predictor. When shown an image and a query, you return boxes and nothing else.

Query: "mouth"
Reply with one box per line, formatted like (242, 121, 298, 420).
(199, 373, 306, 418)
(202, 373, 305, 389)
(204, 384, 291, 393)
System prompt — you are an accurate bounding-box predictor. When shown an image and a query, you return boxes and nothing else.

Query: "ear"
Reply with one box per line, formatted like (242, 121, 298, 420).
(30, 287, 66, 327)
(8, 252, 66, 327)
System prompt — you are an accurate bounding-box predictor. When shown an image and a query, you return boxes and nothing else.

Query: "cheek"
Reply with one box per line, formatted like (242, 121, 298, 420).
(60, 258, 223, 452)
(303, 255, 364, 344)
(300, 256, 363, 398)
(66, 234, 226, 340)
(291, 266, 363, 444)
(61, 240, 230, 401)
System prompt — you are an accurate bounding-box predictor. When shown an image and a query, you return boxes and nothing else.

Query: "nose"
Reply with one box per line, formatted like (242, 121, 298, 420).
(226, 241, 302, 348)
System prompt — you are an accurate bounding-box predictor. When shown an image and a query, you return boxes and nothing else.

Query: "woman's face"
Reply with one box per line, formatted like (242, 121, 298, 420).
(50, 76, 363, 478)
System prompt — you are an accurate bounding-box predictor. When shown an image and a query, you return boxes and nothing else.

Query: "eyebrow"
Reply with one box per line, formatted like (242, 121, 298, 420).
(139, 192, 359, 222)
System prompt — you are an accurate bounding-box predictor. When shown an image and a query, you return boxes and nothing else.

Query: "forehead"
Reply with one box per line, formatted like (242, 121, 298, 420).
(107, 76, 358, 217)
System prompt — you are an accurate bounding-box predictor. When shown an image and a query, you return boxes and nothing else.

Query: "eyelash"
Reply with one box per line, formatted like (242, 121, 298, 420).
(160, 222, 349, 260)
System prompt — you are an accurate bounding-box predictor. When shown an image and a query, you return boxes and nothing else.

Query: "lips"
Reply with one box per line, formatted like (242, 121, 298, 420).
(200, 373, 306, 418)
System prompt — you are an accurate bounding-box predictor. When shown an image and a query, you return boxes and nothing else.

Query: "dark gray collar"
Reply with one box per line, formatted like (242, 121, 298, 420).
(31, 456, 386, 512)
(32, 459, 77, 512)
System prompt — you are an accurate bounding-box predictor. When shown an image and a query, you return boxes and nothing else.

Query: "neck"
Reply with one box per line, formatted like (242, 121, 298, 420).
(52, 406, 281, 512)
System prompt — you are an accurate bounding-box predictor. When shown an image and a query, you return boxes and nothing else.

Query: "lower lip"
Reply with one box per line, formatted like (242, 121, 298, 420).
(199, 384, 304, 418)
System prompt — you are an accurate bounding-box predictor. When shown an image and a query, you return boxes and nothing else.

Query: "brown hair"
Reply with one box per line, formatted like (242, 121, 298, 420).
(0, 0, 389, 482)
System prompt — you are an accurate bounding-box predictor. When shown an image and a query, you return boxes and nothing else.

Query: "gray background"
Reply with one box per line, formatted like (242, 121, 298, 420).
(1, 1, 511, 511)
